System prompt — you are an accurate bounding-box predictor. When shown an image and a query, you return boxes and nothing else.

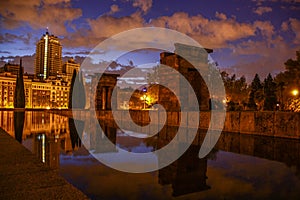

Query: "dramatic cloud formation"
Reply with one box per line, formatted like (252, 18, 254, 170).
(0, 0, 82, 35)
(132, 0, 153, 13)
(0, 33, 32, 44)
(253, 6, 273, 15)
(289, 18, 300, 44)
(62, 11, 277, 50)
(281, 18, 300, 44)
(0, 0, 299, 80)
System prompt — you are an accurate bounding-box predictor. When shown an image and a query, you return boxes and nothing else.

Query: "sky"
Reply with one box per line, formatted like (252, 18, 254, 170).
(0, 0, 300, 81)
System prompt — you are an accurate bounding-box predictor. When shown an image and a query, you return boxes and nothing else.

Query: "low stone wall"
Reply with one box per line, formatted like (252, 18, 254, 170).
(48, 109, 300, 139)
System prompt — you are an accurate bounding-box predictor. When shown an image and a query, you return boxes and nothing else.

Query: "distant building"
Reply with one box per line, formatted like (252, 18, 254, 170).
(34, 31, 62, 80)
(0, 72, 70, 109)
(0, 63, 23, 75)
(62, 58, 80, 79)
(0, 30, 84, 109)
(49, 79, 70, 109)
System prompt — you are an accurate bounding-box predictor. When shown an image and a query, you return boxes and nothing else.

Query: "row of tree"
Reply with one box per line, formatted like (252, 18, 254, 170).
(222, 50, 300, 111)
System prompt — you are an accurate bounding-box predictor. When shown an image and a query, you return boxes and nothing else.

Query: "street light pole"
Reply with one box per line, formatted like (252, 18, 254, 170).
(140, 94, 147, 110)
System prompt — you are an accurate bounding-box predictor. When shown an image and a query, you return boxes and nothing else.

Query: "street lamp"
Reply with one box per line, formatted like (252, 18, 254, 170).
(292, 89, 299, 97)
(140, 94, 147, 110)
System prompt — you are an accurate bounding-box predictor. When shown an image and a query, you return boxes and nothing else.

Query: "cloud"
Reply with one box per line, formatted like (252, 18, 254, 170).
(108, 4, 120, 15)
(280, 18, 300, 44)
(150, 12, 256, 48)
(289, 18, 300, 44)
(0, 0, 82, 35)
(281, 21, 289, 31)
(132, 0, 153, 13)
(229, 36, 296, 80)
(0, 54, 35, 73)
(62, 11, 278, 51)
(0, 33, 32, 44)
(63, 50, 91, 55)
(253, 20, 275, 39)
(253, 0, 300, 4)
(215, 12, 227, 20)
(253, 6, 273, 15)
(0, 50, 10, 54)
(61, 12, 144, 48)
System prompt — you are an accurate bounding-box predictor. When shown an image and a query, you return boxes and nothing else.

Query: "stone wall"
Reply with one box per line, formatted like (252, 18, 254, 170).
(49, 110, 300, 139)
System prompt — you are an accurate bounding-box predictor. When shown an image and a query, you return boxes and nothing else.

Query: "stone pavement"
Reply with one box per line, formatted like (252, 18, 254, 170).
(0, 128, 89, 200)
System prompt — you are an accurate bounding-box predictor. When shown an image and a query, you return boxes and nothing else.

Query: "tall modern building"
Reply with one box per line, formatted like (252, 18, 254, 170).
(35, 31, 62, 80)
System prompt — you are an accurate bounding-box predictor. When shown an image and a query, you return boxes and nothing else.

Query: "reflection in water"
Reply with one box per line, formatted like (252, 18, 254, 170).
(1, 111, 300, 199)
(158, 145, 211, 197)
(13, 111, 24, 143)
(68, 118, 84, 150)
(33, 133, 60, 168)
(93, 121, 117, 153)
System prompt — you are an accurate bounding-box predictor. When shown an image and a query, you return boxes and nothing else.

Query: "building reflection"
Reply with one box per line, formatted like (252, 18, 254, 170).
(0, 111, 82, 168)
(34, 133, 60, 168)
(91, 120, 117, 153)
(0, 110, 300, 182)
(158, 144, 211, 197)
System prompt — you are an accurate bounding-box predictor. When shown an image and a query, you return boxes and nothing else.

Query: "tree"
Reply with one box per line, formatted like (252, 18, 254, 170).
(77, 71, 86, 108)
(69, 69, 86, 109)
(14, 59, 25, 108)
(274, 50, 300, 110)
(221, 71, 249, 110)
(263, 74, 277, 111)
(147, 65, 159, 84)
(68, 70, 76, 109)
(248, 74, 263, 110)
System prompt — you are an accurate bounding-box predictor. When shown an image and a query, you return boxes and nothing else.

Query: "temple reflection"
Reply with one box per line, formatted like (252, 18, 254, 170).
(0, 110, 300, 192)
(158, 145, 211, 197)
(93, 121, 117, 153)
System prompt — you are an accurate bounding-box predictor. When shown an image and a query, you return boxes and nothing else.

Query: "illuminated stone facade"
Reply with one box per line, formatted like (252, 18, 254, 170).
(62, 58, 80, 80)
(92, 73, 119, 110)
(0, 72, 70, 109)
(159, 43, 212, 111)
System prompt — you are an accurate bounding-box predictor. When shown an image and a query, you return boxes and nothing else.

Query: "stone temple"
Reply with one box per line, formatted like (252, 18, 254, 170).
(158, 43, 212, 111)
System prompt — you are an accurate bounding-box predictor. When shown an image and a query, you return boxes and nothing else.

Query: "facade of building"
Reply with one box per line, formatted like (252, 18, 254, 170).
(0, 72, 70, 109)
(0, 63, 22, 75)
(34, 31, 62, 80)
(62, 58, 80, 79)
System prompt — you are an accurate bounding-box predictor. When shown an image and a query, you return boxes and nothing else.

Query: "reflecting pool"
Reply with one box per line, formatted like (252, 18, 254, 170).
(1, 111, 300, 199)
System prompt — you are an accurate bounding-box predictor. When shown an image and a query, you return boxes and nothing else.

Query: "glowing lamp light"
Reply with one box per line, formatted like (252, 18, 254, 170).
(292, 89, 299, 96)
(46, 106, 50, 110)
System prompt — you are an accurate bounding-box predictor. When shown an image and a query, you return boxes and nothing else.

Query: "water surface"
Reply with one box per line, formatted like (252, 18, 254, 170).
(1, 111, 300, 199)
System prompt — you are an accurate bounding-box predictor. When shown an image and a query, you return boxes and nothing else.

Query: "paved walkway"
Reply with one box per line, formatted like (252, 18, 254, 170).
(0, 128, 89, 200)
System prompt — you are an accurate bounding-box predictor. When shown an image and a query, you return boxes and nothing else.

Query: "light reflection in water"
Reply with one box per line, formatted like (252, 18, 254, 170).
(0, 110, 300, 199)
